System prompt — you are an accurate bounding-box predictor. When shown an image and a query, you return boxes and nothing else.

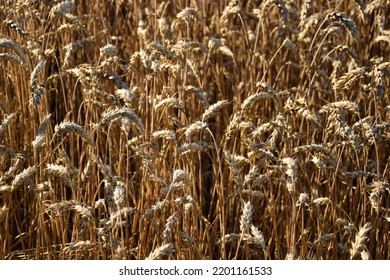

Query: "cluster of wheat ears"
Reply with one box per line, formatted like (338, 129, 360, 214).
(0, 0, 389, 260)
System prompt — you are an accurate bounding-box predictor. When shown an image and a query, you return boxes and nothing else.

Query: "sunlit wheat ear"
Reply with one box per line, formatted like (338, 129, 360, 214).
(250, 225, 266, 250)
(113, 181, 125, 208)
(171, 39, 208, 55)
(293, 144, 331, 156)
(281, 157, 297, 196)
(313, 233, 334, 247)
(327, 12, 360, 38)
(55, 22, 86, 35)
(57, 149, 78, 179)
(299, 0, 312, 26)
(137, 20, 148, 43)
(173, 196, 196, 209)
(285, 251, 298, 260)
(4, 19, 27, 35)
(350, 222, 371, 259)
(99, 44, 116, 57)
(37, 181, 52, 201)
(221, 233, 265, 247)
(94, 199, 105, 210)
(0, 113, 16, 139)
(250, 122, 273, 138)
(54, 121, 95, 147)
(185, 59, 202, 86)
(185, 121, 207, 138)
(162, 212, 178, 243)
(176, 7, 201, 23)
(282, 38, 297, 52)
(63, 241, 95, 254)
(146, 243, 174, 260)
(80, 159, 93, 188)
(298, 12, 326, 42)
(224, 152, 242, 186)
(360, 251, 370, 260)
(184, 85, 208, 105)
(220, 0, 242, 27)
(47, 200, 77, 215)
(366, 181, 389, 210)
(3, 153, 26, 181)
(333, 218, 348, 228)
(154, 97, 185, 112)
(114, 88, 135, 107)
(49, 1, 73, 19)
(0, 37, 27, 63)
(46, 163, 73, 188)
(142, 200, 169, 219)
(178, 142, 205, 155)
(148, 41, 172, 59)
(32, 114, 51, 152)
(284, 97, 319, 126)
(29, 58, 45, 90)
(252, 0, 274, 22)
(243, 165, 262, 186)
(179, 231, 196, 245)
(207, 37, 235, 61)
(73, 204, 93, 220)
(202, 100, 229, 122)
(373, 32, 390, 44)
(151, 130, 176, 142)
(333, 68, 365, 95)
(157, 62, 181, 78)
(220, 233, 241, 244)
(310, 155, 327, 171)
(240, 201, 253, 233)
(98, 107, 145, 134)
(173, 169, 191, 185)
(297, 193, 310, 206)
(241, 92, 271, 111)
(106, 208, 136, 229)
(373, 62, 389, 97)
(247, 146, 278, 163)
(158, 18, 174, 42)
(162, 169, 192, 195)
(312, 197, 332, 206)
(138, 49, 152, 69)
(11, 166, 36, 190)
(62, 37, 94, 69)
(0, 53, 24, 65)
(0, 185, 12, 193)
(147, 170, 166, 187)
(92, 154, 113, 179)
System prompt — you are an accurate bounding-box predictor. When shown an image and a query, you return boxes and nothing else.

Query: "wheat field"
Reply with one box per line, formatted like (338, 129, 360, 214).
(0, 0, 389, 260)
